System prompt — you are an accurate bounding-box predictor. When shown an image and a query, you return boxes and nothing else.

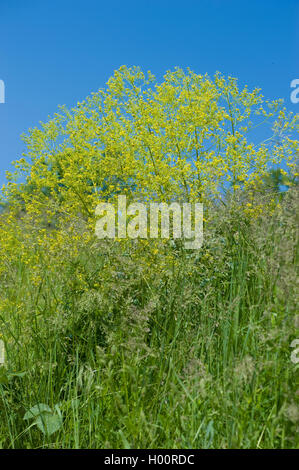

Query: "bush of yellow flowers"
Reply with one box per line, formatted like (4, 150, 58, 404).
(0, 67, 298, 448)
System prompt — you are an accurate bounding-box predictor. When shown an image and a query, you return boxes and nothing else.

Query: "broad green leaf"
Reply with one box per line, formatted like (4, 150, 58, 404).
(35, 413, 63, 436)
(24, 403, 52, 420)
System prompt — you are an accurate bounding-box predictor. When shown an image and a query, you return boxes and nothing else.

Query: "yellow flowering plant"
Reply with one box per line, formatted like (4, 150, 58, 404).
(2, 66, 298, 214)
(0, 66, 298, 278)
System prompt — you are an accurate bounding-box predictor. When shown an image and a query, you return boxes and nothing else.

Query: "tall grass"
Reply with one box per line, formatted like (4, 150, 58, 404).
(0, 189, 298, 448)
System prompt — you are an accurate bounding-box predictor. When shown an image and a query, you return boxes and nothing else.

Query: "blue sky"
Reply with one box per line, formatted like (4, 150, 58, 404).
(0, 0, 298, 186)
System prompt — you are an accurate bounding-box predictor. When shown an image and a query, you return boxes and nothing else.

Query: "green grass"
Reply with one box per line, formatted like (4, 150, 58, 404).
(0, 189, 298, 448)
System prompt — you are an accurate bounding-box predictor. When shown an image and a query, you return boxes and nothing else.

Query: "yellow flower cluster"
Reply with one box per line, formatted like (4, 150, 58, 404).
(0, 66, 297, 311)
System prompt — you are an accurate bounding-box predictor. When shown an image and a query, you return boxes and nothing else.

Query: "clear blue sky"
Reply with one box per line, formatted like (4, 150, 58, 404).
(0, 0, 298, 186)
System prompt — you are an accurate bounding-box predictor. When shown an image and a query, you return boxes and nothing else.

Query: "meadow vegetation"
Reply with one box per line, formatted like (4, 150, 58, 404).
(0, 66, 298, 448)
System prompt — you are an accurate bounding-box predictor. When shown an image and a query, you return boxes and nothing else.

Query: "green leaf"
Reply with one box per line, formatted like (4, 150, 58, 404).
(23, 403, 52, 420)
(35, 413, 63, 436)
(7, 371, 26, 379)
